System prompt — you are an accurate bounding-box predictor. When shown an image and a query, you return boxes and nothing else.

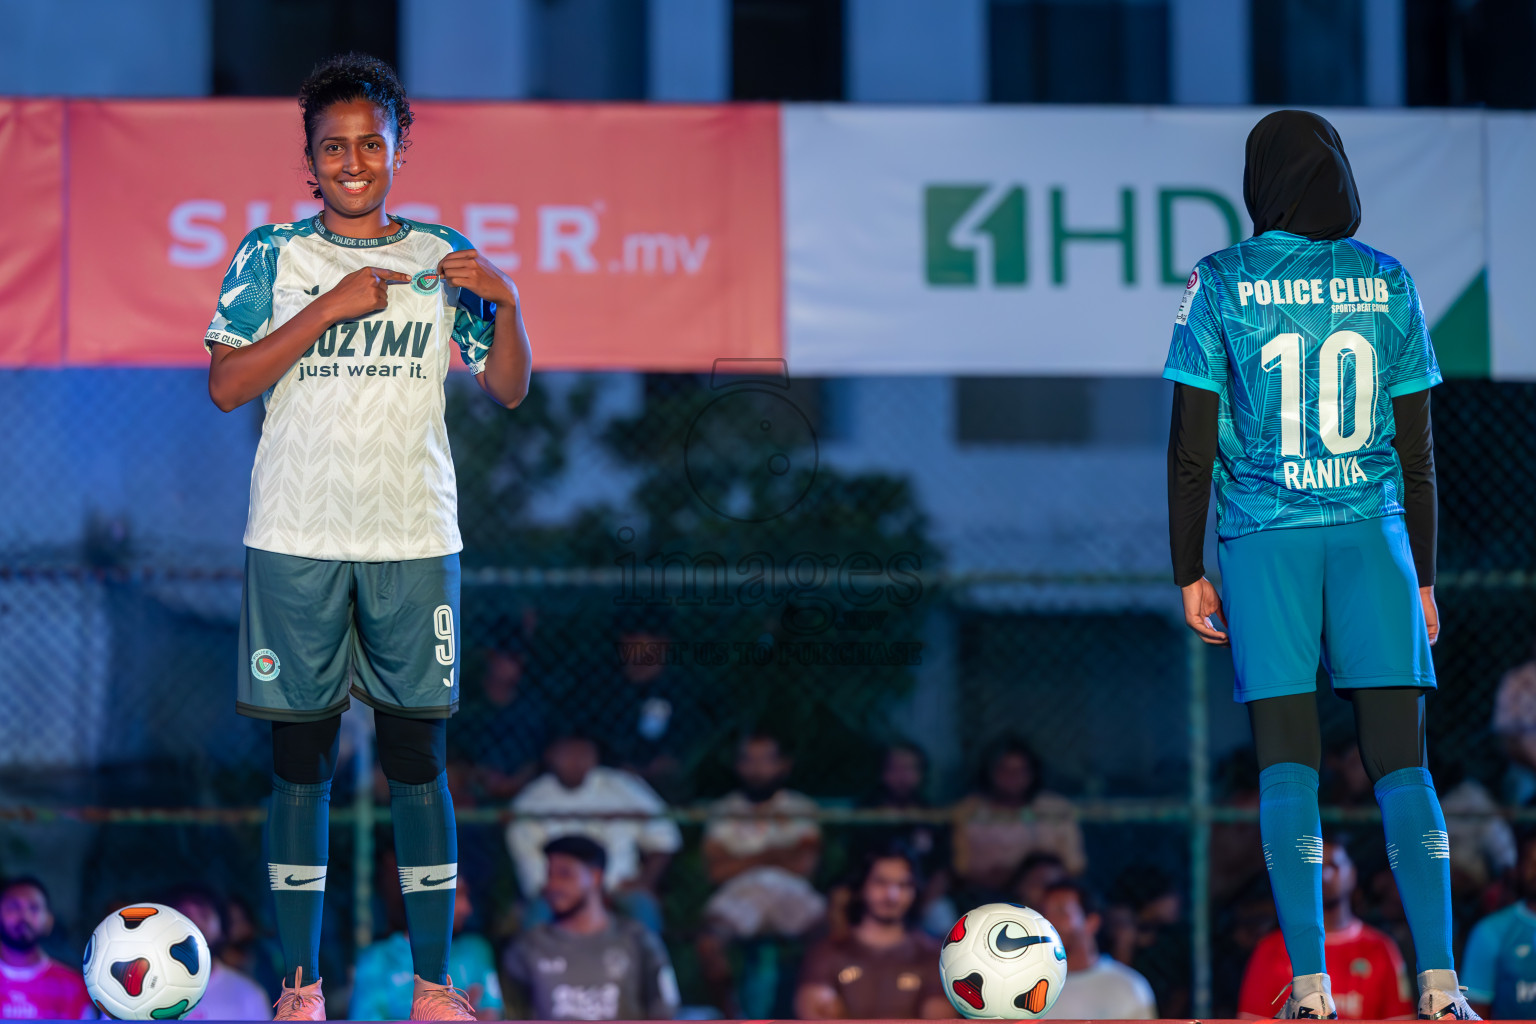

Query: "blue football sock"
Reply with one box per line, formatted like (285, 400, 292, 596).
(267, 775, 331, 986)
(390, 772, 458, 985)
(1259, 762, 1326, 978)
(1376, 767, 1454, 971)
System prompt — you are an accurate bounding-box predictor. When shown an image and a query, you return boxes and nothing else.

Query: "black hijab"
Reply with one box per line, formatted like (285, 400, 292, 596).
(1243, 109, 1361, 241)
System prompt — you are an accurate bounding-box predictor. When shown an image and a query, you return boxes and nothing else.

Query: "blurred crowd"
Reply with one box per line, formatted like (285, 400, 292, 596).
(7, 635, 1536, 1019)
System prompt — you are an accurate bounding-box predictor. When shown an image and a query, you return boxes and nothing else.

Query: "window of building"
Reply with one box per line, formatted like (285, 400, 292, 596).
(214, 0, 398, 96)
(732, 0, 845, 100)
(955, 376, 1169, 446)
(1406, 0, 1536, 108)
(1251, 0, 1363, 106)
(956, 377, 1093, 444)
(989, 0, 1169, 104)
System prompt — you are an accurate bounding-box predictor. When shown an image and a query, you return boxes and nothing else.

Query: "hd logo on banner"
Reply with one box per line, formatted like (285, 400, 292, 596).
(923, 184, 1241, 289)
(785, 106, 1489, 376)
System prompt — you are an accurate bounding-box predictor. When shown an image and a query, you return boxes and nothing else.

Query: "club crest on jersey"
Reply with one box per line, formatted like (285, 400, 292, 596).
(251, 649, 281, 682)
(411, 269, 442, 294)
(1175, 267, 1201, 326)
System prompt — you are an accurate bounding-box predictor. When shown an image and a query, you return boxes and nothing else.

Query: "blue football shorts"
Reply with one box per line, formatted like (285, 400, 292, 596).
(1216, 515, 1435, 704)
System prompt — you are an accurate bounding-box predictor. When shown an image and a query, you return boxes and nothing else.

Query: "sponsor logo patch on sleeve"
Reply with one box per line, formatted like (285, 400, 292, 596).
(1175, 267, 1201, 326)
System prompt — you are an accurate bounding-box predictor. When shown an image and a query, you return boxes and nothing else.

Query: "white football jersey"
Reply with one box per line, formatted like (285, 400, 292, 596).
(205, 216, 496, 562)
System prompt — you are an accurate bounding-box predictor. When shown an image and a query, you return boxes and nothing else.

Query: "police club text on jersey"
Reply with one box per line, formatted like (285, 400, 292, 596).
(1237, 275, 1390, 314)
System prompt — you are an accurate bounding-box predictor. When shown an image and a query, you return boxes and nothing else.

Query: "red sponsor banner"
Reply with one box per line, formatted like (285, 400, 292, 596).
(62, 100, 782, 368)
(0, 100, 64, 366)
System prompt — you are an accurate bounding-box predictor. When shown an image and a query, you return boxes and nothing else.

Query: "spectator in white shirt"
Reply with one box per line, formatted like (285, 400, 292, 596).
(507, 731, 682, 933)
(1039, 880, 1157, 1020)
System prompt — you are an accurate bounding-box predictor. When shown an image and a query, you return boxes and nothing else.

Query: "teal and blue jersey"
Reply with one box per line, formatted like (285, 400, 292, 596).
(1460, 901, 1536, 1015)
(1163, 230, 1441, 541)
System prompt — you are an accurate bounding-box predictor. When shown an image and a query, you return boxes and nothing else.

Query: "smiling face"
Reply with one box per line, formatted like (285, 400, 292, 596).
(306, 97, 399, 225)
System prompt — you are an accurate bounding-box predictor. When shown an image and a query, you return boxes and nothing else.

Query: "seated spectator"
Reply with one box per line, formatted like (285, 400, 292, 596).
(1437, 758, 1517, 897)
(795, 843, 953, 1019)
(696, 733, 826, 1017)
(350, 845, 502, 1021)
(502, 835, 679, 1020)
(951, 737, 1085, 903)
(1237, 837, 1412, 1020)
(1107, 865, 1190, 1018)
(858, 742, 955, 937)
(455, 634, 548, 803)
(1010, 852, 1069, 912)
(0, 876, 92, 1020)
(219, 894, 285, 1003)
(1493, 643, 1536, 805)
(1210, 874, 1278, 1018)
(605, 617, 714, 805)
(164, 884, 272, 1021)
(506, 731, 681, 934)
(1039, 880, 1156, 1019)
(1208, 749, 1266, 907)
(1461, 828, 1536, 1018)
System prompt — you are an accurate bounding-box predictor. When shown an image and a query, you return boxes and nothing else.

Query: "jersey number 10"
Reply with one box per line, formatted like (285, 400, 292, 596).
(1260, 330, 1377, 457)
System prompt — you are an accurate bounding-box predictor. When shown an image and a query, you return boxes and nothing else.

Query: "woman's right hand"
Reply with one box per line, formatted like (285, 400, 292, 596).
(319, 266, 411, 322)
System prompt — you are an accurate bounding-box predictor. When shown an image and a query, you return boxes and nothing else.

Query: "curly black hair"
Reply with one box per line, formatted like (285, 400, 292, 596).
(298, 52, 413, 200)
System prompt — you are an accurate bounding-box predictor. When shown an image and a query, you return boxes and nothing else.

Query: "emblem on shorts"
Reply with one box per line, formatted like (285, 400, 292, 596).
(251, 649, 281, 682)
(411, 269, 441, 294)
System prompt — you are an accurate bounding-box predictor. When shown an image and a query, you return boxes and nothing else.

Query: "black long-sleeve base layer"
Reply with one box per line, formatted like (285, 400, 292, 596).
(1166, 382, 1437, 589)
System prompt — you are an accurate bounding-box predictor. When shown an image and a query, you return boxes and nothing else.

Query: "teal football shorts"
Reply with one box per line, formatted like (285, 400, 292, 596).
(1216, 515, 1435, 704)
(237, 547, 461, 722)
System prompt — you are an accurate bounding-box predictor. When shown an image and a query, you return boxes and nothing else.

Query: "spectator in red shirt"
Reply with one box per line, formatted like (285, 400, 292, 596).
(0, 876, 93, 1020)
(1238, 838, 1413, 1019)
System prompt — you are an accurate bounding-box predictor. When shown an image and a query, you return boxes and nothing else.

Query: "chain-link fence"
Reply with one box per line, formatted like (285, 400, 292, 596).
(1, 370, 1532, 1017)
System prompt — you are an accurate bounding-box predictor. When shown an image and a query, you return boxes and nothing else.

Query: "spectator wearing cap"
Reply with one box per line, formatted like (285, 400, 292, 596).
(502, 836, 679, 1021)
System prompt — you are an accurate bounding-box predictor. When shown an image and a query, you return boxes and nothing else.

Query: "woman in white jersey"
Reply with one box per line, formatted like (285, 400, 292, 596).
(204, 53, 531, 1021)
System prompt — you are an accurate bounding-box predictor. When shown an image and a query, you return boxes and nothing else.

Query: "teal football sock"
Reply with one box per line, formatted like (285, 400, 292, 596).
(1377, 767, 1454, 970)
(267, 775, 331, 986)
(1259, 762, 1327, 978)
(389, 772, 458, 985)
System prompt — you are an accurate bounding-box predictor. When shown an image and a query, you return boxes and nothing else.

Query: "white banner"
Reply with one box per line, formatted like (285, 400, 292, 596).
(784, 106, 1488, 376)
(1487, 112, 1536, 381)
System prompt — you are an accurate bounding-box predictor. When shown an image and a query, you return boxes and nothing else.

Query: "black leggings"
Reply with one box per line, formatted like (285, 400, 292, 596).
(1249, 687, 1428, 783)
(272, 712, 447, 786)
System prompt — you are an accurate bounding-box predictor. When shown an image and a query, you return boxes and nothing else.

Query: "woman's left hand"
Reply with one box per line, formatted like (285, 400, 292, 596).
(437, 248, 518, 308)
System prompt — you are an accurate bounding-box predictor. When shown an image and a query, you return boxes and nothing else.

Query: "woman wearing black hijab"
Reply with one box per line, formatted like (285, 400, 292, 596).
(1162, 110, 1472, 1019)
